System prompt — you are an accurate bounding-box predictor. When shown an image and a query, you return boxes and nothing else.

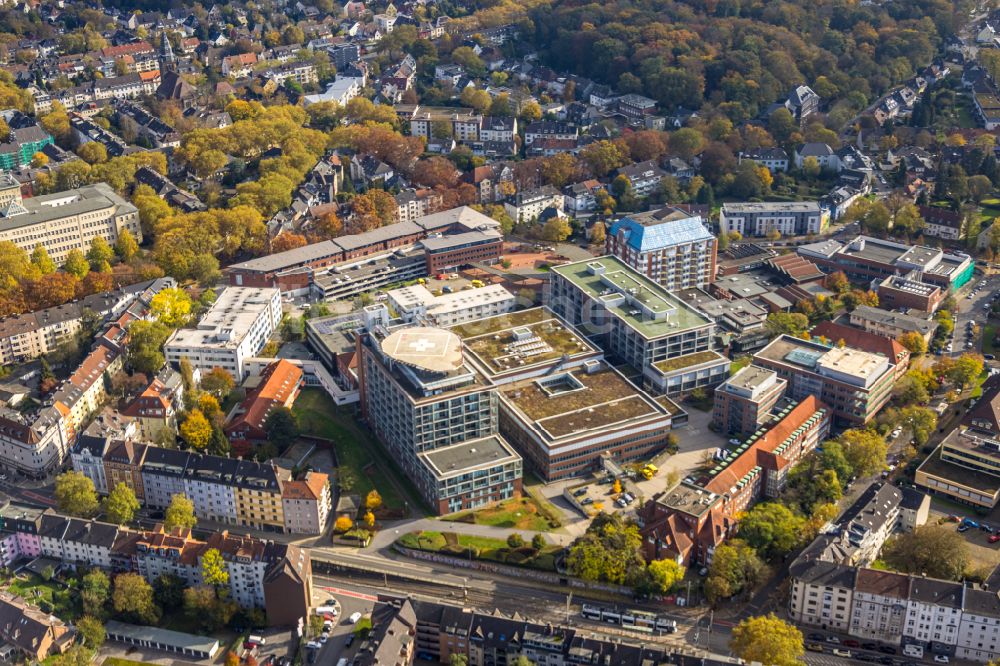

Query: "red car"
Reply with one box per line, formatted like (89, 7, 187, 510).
(989, 534, 1000, 543)
(844, 639, 861, 648)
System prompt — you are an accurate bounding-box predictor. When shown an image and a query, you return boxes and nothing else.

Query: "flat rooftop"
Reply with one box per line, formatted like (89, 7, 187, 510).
(452, 308, 598, 379)
(657, 481, 719, 519)
(722, 201, 820, 214)
(552, 256, 713, 339)
(816, 346, 888, 381)
(720, 364, 779, 394)
(499, 362, 666, 441)
(389, 283, 514, 315)
(380, 327, 464, 375)
(653, 350, 728, 374)
(880, 275, 939, 297)
(918, 446, 1000, 498)
(304, 314, 362, 354)
(712, 273, 777, 299)
(167, 287, 276, 350)
(418, 434, 520, 480)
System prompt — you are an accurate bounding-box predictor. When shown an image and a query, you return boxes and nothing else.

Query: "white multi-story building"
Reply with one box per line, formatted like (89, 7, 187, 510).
(788, 562, 856, 633)
(164, 287, 281, 379)
(503, 186, 563, 224)
(605, 207, 717, 290)
(0, 182, 142, 264)
(387, 284, 515, 327)
(719, 201, 828, 238)
(849, 569, 908, 645)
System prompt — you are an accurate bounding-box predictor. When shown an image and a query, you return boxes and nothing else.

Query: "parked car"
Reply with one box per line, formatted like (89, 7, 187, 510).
(832, 649, 852, 658)
(844, 639, 860, 648)
(934, 656, 950, 664)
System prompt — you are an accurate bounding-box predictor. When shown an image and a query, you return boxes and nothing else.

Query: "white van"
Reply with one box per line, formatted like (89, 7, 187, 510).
(348, 611, 362, 624)
(903, 644, 924, 658)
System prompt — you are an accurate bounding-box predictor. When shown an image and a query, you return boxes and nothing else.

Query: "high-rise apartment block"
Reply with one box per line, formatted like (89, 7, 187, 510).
(358, 321, 522, 514)
(606, 207, 717, 289)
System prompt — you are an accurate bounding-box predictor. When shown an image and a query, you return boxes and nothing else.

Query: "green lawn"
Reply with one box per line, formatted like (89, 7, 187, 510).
(985, 324, 997, 356)
(729, 356, 752, 376)
(5, 575, 77, 619)
(398, 530, 561, 571)
(442, 496, 560, 531)
(293, 389, 412, 513)
(103, 658, 160, 666)
(980, 198, 1000, 224)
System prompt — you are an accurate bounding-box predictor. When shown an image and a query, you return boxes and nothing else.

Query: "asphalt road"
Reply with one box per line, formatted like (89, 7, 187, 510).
(952, 271, 1000, 357)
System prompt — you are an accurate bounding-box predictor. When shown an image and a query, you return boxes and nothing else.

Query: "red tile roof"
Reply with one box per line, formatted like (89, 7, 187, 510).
(810, 321, 909, 366)
(225, 360, 303, 441)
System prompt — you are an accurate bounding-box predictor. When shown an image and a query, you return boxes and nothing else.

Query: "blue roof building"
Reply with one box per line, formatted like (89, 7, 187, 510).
(606, 207, 717, 289)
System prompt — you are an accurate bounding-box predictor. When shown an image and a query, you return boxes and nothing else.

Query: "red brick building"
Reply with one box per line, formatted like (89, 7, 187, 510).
(640, 396, 831, 565)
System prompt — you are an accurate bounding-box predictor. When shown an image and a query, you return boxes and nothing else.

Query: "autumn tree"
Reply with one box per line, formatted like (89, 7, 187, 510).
(103, 482, 140, 525)
(181, 409, 213, 450)
(150, 287, 192, 327)
(314, 211, 343, 239)
(737, 502, 805, 559)
(55, 471, 99, 518)
(578, 140, 629, 177)
(86, 236, 114, 271)
(730, 614, 804, 666)
(80, 569, 110, 617)
(125, 320, 171, 375)
(704, 539, 765, 603)
(541, 217, 572, 242)
(590, 221, 606, 245)
(115, 229, 139, 262)
(201, 367, 235, 398)
(948, 353, 985, 389)
(201, 547, 230, 590)
(76, 615, 106, 649)
(366, 489, 382, 511)
(335, 515, 353, 532)
(31, 244, 55, 275)
(112, 573, 161, 625)
(765, 312, 809, 337)
(899, 331, 928, 355)
(412, 156, 459, 188)
(164, 493, 197, 531)
(565, 513, 646, 586)
(539, 153, 578, 188)
(646, 559, 684, 592)
(884, 525, 969, 581)
(271, 233, 308, 254)
(77, 142, 108, 165)
(26, 273, 78, 309)
(839, 428, 888, 477)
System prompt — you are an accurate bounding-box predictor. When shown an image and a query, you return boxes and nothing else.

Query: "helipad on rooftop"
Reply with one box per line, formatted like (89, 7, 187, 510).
(380, 327, 464, 374)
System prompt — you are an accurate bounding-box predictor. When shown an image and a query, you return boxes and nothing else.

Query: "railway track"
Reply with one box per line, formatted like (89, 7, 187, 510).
(313, 571, 697, 651)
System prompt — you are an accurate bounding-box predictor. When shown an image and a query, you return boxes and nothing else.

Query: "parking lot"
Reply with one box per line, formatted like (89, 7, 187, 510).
(803, 627, 953, 664)
(304, 585, 375, 666)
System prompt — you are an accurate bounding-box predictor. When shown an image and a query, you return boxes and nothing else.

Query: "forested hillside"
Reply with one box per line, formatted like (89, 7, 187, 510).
(518, 0, 969, 124)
